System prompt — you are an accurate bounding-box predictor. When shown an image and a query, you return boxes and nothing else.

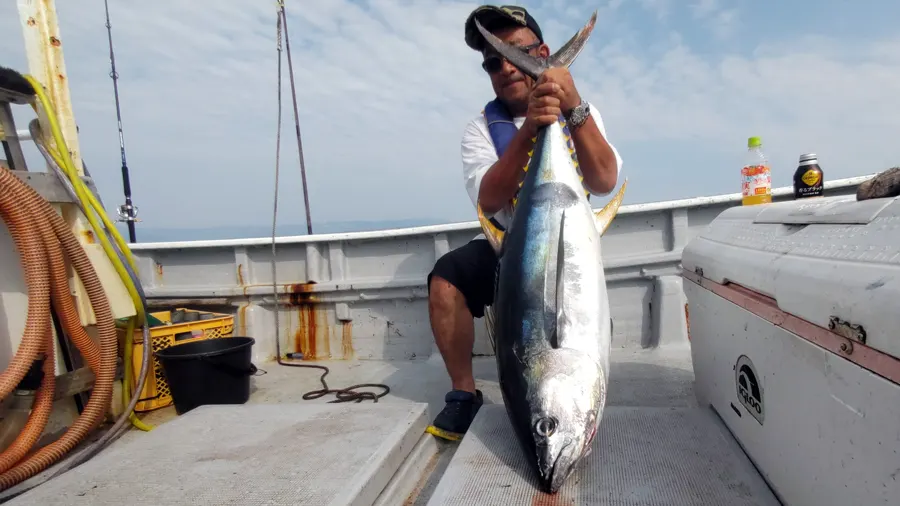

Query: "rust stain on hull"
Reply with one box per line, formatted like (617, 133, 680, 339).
(290, 282, 325, 360)
(341, 321, 354, 359)
(295, 306, 319, 358)
(287, 282, 316, 304)
(237, 264, 245, 286)
(238, 304, 248, 336)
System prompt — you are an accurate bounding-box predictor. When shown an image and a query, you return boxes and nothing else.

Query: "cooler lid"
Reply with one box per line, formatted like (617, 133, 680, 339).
(682, 195, 900, 361)
(753, 196, 896, 225)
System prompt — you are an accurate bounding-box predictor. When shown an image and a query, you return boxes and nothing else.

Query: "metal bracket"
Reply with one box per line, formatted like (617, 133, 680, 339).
(828, 316, 866, 345)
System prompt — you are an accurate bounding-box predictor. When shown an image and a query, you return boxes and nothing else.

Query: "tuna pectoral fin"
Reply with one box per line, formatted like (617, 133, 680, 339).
(476, 202, 504, 254)
(593, 178, 628, 236)
(548, 209, 567, 350)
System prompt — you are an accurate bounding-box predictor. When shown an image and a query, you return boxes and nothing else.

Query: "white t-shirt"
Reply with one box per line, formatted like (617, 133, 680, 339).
(460, 101, 623, 230)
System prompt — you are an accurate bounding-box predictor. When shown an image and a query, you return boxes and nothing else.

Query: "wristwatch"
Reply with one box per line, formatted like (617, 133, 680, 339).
(565, 100, 590, 131)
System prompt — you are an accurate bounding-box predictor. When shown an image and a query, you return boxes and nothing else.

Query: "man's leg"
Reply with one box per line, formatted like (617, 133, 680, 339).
(429, 275, 477, 393)
(425, 239, 497, 440)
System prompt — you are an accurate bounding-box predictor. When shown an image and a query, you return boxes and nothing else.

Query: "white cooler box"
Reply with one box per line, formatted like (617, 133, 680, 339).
(682, 195, 900, 506)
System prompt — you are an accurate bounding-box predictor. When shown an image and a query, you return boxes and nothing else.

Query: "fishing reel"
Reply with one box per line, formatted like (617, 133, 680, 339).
(116, 202, 140, 223)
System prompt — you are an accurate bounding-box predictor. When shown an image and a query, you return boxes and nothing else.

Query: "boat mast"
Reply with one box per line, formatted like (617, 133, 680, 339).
(17, 0, 83, 176)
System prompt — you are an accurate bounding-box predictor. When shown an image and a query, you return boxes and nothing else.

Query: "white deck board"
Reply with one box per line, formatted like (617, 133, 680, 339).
(427, 405, 780, 505)
(6, 403, 427, 506)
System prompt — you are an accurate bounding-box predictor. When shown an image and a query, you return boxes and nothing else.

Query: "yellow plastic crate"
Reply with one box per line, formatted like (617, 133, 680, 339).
(119, 308, 235, 412)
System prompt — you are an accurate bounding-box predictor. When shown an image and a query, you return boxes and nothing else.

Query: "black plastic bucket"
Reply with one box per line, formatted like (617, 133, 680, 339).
(155, 337, 258, 415)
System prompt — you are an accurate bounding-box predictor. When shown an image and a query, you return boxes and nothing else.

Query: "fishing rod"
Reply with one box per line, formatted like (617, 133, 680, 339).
(103, 0, 138, 243)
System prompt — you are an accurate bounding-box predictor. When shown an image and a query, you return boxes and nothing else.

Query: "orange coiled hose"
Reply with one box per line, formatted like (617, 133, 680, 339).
(0, 166, 117, 490)
(0, 321, 55, 475)
(0, 164, 103, 473)
(0, 181, 51, 399)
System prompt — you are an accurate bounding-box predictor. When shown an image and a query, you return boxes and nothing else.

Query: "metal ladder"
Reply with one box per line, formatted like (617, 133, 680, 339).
(0, 80, 31, 171)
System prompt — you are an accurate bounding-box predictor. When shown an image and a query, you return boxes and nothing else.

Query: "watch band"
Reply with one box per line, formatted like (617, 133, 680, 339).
(565, 100, 590, 130)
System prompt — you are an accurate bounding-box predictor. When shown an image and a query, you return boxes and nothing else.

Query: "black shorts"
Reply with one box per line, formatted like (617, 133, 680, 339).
(427, 239, 498, 318)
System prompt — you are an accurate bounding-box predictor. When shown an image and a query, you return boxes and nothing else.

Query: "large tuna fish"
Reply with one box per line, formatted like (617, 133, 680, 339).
(474, 11, 627, 494)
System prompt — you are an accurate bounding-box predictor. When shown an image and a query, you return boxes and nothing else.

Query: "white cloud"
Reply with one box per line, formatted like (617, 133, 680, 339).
(0, 0, 898, 237)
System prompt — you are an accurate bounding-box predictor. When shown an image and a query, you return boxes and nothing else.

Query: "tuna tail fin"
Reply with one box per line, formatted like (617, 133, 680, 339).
(593, 177, 627, 236)
(547, 11, 598, 69)
(476, 202, 505, 254)
(473, 11, 598, 80)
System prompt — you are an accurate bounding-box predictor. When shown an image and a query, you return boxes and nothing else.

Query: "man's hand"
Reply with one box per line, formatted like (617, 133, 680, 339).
(539, 67, 582, 114)
(527, 67, 619, 195)
(521, 81, 562, 137)
(478, 65, 616, 213)
(522, 68, 583, 137)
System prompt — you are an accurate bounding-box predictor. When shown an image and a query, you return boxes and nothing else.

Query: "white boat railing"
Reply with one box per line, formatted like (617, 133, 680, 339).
(128, 176, 871, 363)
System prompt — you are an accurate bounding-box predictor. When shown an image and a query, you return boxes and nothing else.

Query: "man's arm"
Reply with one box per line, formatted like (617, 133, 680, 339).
(476, 81, 568, 214)
(476, 126, 535, 214)
(570, 109, 621, 195)
(541, 69, 621, 196)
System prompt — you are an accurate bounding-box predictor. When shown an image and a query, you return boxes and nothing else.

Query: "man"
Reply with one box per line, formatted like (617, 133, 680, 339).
(425, 4, 623, 441)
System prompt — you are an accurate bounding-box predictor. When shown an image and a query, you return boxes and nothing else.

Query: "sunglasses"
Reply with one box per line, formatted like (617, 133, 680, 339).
(481, 41, 541, 74)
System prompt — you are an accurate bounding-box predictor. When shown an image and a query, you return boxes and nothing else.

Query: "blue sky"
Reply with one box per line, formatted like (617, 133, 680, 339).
(1, 0, 898, 239)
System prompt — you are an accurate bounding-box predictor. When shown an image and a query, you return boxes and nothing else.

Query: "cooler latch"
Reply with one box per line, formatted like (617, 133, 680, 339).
(828, 316, 867, 354)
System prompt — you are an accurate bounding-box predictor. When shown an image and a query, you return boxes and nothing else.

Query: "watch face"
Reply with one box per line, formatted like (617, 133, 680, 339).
(571, 102, 588, 125)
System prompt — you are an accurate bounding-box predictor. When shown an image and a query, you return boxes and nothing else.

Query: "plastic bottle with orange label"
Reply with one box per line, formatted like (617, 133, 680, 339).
(741, 136, 772, 205)
(793, 153, 824, 199)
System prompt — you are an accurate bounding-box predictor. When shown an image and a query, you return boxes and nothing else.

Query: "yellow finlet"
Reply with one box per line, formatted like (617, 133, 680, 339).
(425, 425, 463, 441)
(593, 178, 628, 236)
(477, 202, 505, 254)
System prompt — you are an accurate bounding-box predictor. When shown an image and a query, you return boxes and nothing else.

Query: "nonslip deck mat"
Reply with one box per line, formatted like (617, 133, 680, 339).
(427, 405, 780, 505)
(8, 403, 428, 506)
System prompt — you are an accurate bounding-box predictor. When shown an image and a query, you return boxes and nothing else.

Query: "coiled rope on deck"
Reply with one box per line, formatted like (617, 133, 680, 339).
(269, 1, 388, 403)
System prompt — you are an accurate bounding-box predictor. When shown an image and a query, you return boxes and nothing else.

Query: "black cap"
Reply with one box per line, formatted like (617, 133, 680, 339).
(464, 5, 544, 52)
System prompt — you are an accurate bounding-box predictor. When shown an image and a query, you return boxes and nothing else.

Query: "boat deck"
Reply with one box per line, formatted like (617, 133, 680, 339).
(140, 345, 699, 428)
(3, 346, 779, 505)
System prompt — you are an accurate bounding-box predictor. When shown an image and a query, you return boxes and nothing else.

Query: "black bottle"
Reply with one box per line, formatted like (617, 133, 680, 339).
(794, 153, 824, 199)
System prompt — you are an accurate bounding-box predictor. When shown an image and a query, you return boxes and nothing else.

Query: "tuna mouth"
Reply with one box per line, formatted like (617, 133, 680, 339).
(538, 441, 575, 494)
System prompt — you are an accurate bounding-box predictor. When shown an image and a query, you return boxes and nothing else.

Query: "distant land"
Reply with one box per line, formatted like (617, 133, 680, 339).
(118, 218, 452, 243)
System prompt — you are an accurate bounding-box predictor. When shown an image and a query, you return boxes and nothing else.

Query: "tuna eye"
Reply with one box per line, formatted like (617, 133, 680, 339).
(534, 416, 557, 437)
